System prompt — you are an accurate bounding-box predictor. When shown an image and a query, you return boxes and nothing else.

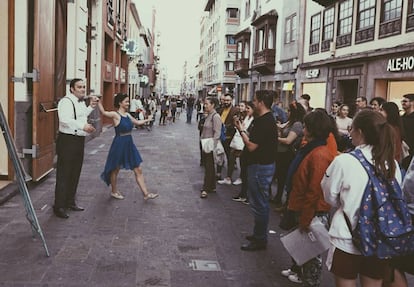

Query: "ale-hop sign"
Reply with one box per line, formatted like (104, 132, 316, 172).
(387, 56, 414, 72)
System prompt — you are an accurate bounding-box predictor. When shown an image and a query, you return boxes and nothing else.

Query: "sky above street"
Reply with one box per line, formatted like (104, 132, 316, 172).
(133, 0, 203, 82)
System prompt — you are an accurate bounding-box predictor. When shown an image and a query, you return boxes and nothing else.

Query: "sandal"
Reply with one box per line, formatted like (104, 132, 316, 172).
(111, 191, 124, 200)
(200, 191, 208, 198)
(144, 193, 159, 200)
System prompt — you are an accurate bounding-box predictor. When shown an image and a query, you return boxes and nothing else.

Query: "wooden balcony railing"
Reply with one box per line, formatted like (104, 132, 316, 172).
(252, 49, 275, 74)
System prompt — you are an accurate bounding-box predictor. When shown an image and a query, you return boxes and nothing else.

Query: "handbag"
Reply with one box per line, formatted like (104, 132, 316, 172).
(201, 138, 214, 153)
(230, 131, 244, 150)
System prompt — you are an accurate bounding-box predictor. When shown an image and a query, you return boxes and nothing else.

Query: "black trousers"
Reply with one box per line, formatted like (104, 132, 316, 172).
(54, 133, 85, 209)
(202, 151, 216, 192)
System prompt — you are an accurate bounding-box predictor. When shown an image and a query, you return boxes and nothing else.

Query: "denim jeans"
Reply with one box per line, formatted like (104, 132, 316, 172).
(186, 107, 194, 123)
(247, 163, 276, 242)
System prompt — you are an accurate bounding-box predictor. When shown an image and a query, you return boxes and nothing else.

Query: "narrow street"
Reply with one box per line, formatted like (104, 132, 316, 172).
(1, 112, 334, 287)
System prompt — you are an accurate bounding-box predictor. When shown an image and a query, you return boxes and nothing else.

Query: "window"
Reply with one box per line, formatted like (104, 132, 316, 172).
(268, 27, 275, 49)
(358, 0, 376, 30)
(407, 0, 414, 31)
(257, 28, 265, 51)
(285, 14, 297, 43)
(382, 0, 402, 22)
(379, 0, 403, 37)
(310, 14, 321, 45)
(237, 42, 243, 59)
(225, 61, 234, 71)
(245, 0, 251, 18)
(244, 42, 250, 58)
(226, 35, 236, 45)
(227, 8, 239, 18)
(338, 0, 353, 36)
(323, 8, 334, 41)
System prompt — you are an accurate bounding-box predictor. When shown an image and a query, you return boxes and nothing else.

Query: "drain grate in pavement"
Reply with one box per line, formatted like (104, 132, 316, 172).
(189, 260, 221, 271)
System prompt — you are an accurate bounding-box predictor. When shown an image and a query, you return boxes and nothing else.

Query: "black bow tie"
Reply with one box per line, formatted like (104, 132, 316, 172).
(78, 97, 85, 102)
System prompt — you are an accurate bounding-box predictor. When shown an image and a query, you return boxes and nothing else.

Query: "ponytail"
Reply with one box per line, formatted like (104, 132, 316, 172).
(352, 110, 396, 179)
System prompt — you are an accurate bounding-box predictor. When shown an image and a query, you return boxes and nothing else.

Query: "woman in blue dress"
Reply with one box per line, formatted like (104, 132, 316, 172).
(98, 93, 158, 200)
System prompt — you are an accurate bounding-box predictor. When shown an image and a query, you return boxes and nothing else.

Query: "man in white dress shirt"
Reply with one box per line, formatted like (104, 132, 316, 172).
(53, 78, 98, 218)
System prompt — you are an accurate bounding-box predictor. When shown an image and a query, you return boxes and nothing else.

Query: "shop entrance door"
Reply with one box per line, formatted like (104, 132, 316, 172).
(337, 79, 359, 117)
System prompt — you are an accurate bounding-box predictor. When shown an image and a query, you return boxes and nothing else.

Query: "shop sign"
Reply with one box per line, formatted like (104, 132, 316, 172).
(387, 56, 414, 72)
(305, 69, 320, 78)
(282, 82, 294, 91)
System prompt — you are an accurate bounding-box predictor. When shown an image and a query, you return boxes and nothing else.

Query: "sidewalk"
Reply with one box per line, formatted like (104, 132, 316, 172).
(0, 113, 338, 286)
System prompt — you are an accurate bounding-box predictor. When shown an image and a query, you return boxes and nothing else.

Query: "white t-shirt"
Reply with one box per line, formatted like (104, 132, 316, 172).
(335, 116, 352, 135)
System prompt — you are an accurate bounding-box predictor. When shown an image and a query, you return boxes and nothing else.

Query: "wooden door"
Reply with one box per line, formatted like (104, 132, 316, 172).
(31, 0, 58, 181)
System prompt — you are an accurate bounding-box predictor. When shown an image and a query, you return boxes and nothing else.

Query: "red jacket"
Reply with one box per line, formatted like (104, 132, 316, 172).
(288, 145, 334, 228)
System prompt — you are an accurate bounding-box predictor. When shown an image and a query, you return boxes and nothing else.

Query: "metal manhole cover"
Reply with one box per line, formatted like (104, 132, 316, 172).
(189, 260, 221, 271)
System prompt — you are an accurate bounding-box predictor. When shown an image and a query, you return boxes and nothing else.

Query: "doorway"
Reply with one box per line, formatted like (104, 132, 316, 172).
(337, 79, 359, 117)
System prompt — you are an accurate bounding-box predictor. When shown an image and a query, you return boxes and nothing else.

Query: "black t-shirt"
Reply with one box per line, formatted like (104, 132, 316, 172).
(245, 112, 278, 165)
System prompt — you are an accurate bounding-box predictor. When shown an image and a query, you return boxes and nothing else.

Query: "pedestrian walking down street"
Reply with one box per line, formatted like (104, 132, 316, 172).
(186, 94, 195, 123)
(199, 97, 222, 199)
(235, 90, 278, 251)
(98, 93, 158, 201)
(322, 110, 402, 287)
(159, 95, 170, 125)
(53, 78, 99, 219)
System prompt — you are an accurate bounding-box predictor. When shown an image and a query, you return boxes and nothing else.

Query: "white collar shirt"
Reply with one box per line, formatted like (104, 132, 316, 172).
(58, 94, 94, 136)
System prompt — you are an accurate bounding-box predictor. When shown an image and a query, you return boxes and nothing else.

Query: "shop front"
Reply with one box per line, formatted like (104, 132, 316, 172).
(367, 53, 414, 110)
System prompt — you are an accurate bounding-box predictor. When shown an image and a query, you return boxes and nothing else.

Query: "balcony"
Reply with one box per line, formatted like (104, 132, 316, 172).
(379, 19, 402, 39)
(234, 58, 249, 77)
(355, 27, 375, 44)
(252, 49, 275, 75)
(226, 17, 240, 25)
(224, 71, 236, 77)
(336, 33, 352, 48)
(408, 12, 414, 32)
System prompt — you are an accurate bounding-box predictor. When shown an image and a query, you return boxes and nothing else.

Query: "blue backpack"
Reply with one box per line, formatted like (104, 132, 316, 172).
(344, 149, 414, 259)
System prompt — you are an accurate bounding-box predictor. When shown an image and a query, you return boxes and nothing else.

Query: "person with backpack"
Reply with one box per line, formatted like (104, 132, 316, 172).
(321, 110, 405, 287)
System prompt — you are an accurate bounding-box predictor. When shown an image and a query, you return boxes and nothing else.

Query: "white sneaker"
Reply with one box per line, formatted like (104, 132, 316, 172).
(281, 269, 296, 277)
(232, 178, 242, 185)
(218, 178, 232, 185)
(288, 274, 302, 284)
